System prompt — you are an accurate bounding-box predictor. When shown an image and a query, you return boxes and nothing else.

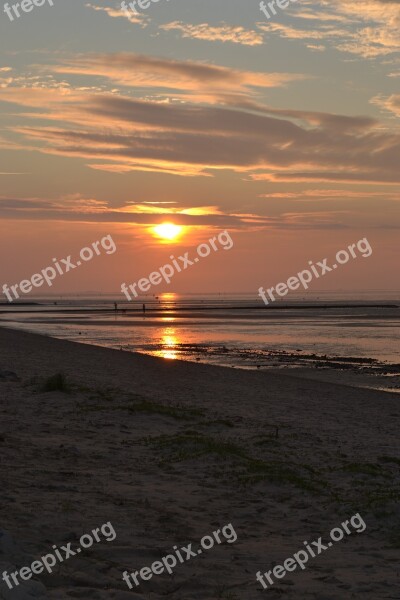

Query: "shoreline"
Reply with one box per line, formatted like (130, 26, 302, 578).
(1, 321, 399, 394)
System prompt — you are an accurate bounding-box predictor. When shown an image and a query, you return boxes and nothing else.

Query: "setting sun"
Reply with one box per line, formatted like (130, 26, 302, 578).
(153, 222, 183, 241)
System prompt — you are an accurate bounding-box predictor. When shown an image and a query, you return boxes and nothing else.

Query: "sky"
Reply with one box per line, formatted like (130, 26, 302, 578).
(0, 0, 399, 296)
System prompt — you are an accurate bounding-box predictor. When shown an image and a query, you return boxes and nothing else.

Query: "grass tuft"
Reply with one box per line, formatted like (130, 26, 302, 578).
(41, 373, 70, 393)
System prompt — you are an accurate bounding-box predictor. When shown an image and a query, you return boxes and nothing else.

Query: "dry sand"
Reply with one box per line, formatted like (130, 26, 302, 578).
(0, 327, 399, 599)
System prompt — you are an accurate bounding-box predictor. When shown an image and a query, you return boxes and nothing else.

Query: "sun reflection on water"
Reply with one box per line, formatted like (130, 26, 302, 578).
(159, 327, 179, 360)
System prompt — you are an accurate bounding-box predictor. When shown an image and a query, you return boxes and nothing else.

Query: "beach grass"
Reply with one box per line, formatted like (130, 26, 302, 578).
(143, 430, 325, 493)
(41, 372, 71, 393)
(80, 397, 204, 420)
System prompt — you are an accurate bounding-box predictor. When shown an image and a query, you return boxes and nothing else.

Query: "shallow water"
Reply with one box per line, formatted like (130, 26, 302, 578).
(1, 294, 399, 374)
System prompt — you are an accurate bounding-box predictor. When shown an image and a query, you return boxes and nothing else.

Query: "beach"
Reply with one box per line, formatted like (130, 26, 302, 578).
(0, 326, 399, 599)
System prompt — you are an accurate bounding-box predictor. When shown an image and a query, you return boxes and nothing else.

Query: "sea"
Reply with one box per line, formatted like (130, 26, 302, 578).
(1, 291, 399, 392)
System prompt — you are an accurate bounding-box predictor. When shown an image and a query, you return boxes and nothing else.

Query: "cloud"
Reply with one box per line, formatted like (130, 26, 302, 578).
(0, 194, 355, 231)
(258, 189, 400, 201)
(0, 198, 51, 208)
(160, 22, 263, 46)
(0, 194, 109, 211)
(2, 91, 398, 183)
(258, 0, 400, 60)
(85, 3, 145, 25)
(258, 21, 338, 42)
(260, 189, 379, 198)
(48, 53, 301, 96)
(0, 195, 248, 228)
(0, 54, 398, 183)
(371, 93, 400, 117)
(306, 44, 326, 52)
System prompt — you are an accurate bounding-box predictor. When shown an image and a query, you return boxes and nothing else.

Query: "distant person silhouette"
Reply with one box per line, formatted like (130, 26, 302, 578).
(143, 303, 146, 314)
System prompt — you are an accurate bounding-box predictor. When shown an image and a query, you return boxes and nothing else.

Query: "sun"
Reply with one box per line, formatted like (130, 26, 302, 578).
(153, 222, 183, 241)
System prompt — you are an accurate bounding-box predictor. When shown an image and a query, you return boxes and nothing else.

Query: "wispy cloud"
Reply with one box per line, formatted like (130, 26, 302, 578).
(1, 89, 399, 183)
(259, 189, 399, 201)
(0, 53, 398, 183)
(371, 93, 400, 117)
(0, 194, 357, 231)
(85, 3, 145, 25)
(160, 22, 263, 46)
(48, 53, 300, 95)
(258, 0, 400, 60)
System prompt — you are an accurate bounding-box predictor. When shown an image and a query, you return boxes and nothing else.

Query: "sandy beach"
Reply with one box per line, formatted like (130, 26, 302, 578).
(0, 326, 399, 599)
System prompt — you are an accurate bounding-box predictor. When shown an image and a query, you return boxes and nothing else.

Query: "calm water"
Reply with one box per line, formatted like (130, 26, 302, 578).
(1, 292, 399, 370)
